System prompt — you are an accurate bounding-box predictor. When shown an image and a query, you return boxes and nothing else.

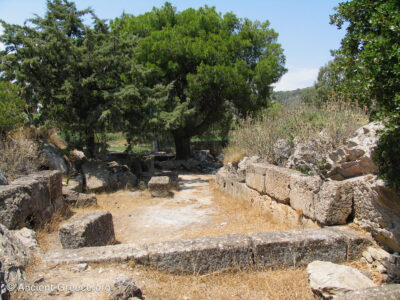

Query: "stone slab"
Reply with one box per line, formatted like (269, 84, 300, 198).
(337, 284, 400, 300)
(249, 228, 348, 268)
(147, 234, 253, 274)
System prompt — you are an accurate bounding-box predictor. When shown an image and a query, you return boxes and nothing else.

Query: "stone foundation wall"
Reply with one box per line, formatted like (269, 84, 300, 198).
(216, 163, 400, 252)
(0, 170, 63, 229)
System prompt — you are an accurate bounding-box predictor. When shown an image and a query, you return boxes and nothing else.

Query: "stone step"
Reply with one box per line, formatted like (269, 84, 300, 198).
(43, 227, 371, 274)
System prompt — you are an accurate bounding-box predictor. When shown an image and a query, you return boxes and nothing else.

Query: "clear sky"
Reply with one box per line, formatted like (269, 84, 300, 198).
(0, 0, 345, 91)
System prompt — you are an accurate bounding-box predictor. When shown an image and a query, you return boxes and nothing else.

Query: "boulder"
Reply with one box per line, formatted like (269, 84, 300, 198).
(40, 142, 69, 174)
(307, 261, 376, 299)
(59, 210, 115, 249)
(286, 130, 333, 175)
(349, 175, 400, 252)
(148, 176, 171, 197)
(327, 122, 384, 179)
(337, 284, 400, 300)
(12, 227, 40, 254)
(363, 247, 400, 279)
(0, 224, 29, 293)
(69, 149, 87, 171)
(109, 274, 142, 300)
(0, 170, 63, 229)
(82, 161, 137, 193)
(272, 138, 293, 165)
(0, 167, 7, 185)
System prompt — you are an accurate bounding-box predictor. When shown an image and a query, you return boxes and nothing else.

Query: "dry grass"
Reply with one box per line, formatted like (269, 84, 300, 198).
(223, 146, 246, 166)
(0, 137, 42, 181)
(225, 100, 369, 166)
(130, 265, 313, 300)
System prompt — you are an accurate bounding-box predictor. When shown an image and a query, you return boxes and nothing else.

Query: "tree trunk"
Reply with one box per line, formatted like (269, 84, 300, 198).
(174, 134, 191, 160)
(87, 131, 96, 158)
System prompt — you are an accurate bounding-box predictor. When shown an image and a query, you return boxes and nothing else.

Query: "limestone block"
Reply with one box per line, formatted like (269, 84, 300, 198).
(148, 176, 171, 197)
(250, 228, 348, 268)
(147, 234, 253, 274)
(59, 210, 115, 249)
(264, 164, 294, 204)
(307, 261, 376, 299)
(245, 163, 268, 193)
(289, 173, 321, 220)
(314, 180, 353, 225)
(337, 285, 400, 300)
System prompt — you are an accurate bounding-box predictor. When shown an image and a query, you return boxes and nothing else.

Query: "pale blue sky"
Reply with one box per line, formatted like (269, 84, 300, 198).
(0, 0, 345, 91)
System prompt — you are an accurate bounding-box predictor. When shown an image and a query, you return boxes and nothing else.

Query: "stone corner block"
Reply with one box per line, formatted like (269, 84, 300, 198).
(148, 176, 171, 197)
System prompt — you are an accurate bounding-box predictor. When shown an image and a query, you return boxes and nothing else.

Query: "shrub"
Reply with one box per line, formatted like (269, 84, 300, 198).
(224, 100, 369, 165)
(0, 81, 25, 137)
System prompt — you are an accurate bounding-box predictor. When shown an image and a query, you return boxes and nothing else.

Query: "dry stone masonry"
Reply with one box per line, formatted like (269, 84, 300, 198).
(59, 210, 115, 249)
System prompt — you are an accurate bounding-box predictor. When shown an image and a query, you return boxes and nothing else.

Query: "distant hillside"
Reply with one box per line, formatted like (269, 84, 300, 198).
(273, 87, 314, 105)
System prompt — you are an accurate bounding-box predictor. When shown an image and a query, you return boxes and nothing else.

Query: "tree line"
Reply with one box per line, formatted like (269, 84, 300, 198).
(0, 0, 286, 159)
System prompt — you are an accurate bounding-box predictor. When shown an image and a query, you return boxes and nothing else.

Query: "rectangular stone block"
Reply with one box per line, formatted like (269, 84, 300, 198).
(249, 228, 348, 268)
(148, 176, 171, 197)
(289, 173, 322, 220)
(59, 210, 115, 249)
(264, 164, 295, 204)
(314, 180, 353, 225)
(0, 184, 32, 229)
(147, 234, 253, 274)
(245, 163, 268, 193)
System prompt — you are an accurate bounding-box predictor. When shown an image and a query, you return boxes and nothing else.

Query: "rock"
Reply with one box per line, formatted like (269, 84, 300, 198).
(71, 263, 88, 272)
(63, 185, 97, 208)
(0, 167, 8, 185)
(0, 170, 63, 229)
(286, 130, 333, 175)
(307, 261, 376, 299)
(327, 122, 384, 179)
(349, 175, 400, 252)
(40, 142, 69, 174)
(148, 176, 171, 197)
(366, 247, 400, 278)
(147, 233, 253, 274)
(82, 161, 137, 193)
(0, 224, 29, 291)
(289, 173, 322, 220)
(109, 274, 142, 300)
(141, 156, 154, 173)
(158, 160, 183, 170)
(337, 284, 400, 300)
(59, 210, 115, 249)
(237, 156, 259, 183)
(272, 139, 293, 165)
(69, 149, 87, 169)
(182, 158, 201, 171)
(264, 164, 295, 204)
(314, 180, 353, 225)
(246, 163, 269, 194)
(12, 228, 40, 254)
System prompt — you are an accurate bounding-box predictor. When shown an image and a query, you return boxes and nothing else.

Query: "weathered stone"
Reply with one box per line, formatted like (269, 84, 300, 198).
(0, 224, 29, 291)
(59, 210, 115, 249)
(43, 244, 149, 265)
(272, 139, 293, 165)
(0, 167, 7, 185)
(63, 185, 97, 208)
(264, 164, 294, 204)
(0, 170, 63, 229)
(158, 160, 183, 170)
(141, 155, 154, 173)
(314, 180, 353, 225)
(82, 161, 137, 193)
(69, 149, 87, 170)
(250, 228, 349, 268)
(337, 284, 400, 300)
(327, 122, 383, 179)
(40, 142, 69, 174)
(366, 247, 400, 278)
(109, 274, 142, 300)
(350, 176, 400, 252)
(148, 176, 171, 197)
(289, 173, 322, 220)
(12, 228, 40, 254)
(245, 163, 268, 193)
(237, 156, 259, 182)
(147, 234, 253, 274)
(307, 261, 376, 299)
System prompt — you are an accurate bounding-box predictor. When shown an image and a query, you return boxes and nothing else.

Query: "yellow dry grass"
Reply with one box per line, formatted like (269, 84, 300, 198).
(129, 265, 314, 300)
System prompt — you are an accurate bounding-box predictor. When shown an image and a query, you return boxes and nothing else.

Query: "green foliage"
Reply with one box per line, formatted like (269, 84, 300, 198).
(113, 3, 286, 158)
(331, 0, 400, 187)
(0, 0, 165, 157)
(0, 81, 25, 136)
